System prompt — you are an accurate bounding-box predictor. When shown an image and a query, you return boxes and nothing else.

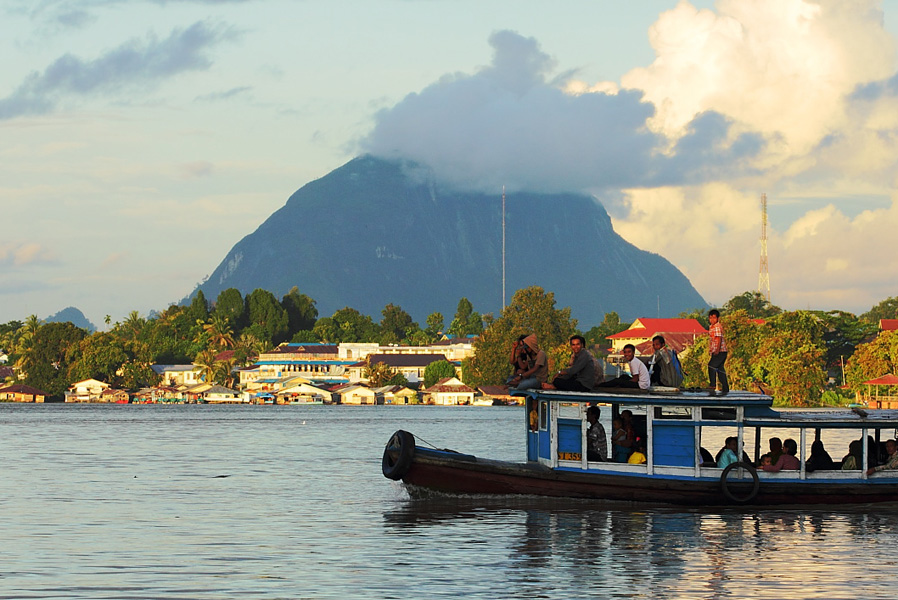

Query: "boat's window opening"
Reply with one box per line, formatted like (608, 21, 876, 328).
(800, 429, 858, 471)
(701, 407, 736, 421)
(655, 406, 692, 419)
(557, 403, 582, 419)
(700, 426, 749, 468)
(539, 401, 548, 431)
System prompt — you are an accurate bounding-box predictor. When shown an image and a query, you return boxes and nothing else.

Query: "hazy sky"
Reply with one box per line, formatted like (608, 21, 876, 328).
(3, 0, 898, 328)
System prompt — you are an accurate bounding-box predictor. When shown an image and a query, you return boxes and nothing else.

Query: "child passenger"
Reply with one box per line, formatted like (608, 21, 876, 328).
(611, 417, 630, 463)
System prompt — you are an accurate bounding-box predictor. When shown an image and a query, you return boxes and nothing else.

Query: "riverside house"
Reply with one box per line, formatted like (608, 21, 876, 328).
(421, 377, 476, 406)
(0, 384, 49, 403)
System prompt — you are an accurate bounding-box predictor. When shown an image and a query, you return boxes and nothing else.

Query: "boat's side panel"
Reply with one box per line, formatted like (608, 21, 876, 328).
(401, 452, 898, 506)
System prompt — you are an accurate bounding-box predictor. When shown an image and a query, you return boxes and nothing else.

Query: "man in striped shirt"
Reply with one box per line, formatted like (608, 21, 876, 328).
(708, 309, 729, 396)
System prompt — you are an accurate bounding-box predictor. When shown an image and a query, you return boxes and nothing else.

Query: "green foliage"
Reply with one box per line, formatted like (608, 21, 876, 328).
(860, 296, 898, 324)
(463, 286, 578, 386)
(281, 287, 318, 337)
(23, 322, 88, 397)
(722, 291, 782, 319)
(247, 288, 290, 346)
(364, 358, 408, 388)
(677, 308, 710, 329)
(584, 312, 630, 351)
(447, 298, 483, 338)
(68, 332, 129, 385)
(844, 330, 898, 392)
(291, 329, 318, 343)
(425, 312, 444, 339)
(814, 310, 877, 369)
(379, 303, 418, 345)
(187, 290, 210, 323)
(213, 288, 248, 329)
(423, 359, 458, 388)
(312, 308, 377, 343)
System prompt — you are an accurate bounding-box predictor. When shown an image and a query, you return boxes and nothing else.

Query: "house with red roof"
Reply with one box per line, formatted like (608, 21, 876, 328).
(606, 318, 707, 353)
(880, 319, 898, 332)
(0, 384, 49, 403)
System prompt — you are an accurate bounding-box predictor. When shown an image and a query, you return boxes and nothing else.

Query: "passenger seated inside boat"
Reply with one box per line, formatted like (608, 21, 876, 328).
(627, 441, 647, 465)
(867, 439, 898, 476)
(768, 437, 784, 465)
(611, 417, 630, 463)
(841, 440, 863, 470)
(586, 406, 607, 462)
(761, 438, 799, 472)
(716, 437, 739, 469)
(758, 454, 772, 468)
(700, 447, 716, 467)
(805, 440, 835, 472)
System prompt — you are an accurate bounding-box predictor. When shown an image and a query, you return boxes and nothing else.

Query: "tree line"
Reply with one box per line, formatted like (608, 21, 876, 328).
(2, 287, 897, 405)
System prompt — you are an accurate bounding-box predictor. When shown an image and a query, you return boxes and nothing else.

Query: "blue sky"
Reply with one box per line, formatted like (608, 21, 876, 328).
(2, 0, 898, 328)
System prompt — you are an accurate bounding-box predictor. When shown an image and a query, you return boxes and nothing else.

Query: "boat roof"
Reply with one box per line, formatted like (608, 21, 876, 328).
(514, 389, 898, 428)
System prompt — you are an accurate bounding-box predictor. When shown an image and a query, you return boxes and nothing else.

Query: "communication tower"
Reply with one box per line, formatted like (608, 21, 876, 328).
(758, 192, 770, 301)
(502, 186, 506, 310)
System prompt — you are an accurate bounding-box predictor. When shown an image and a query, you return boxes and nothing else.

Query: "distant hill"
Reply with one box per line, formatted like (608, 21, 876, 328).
(192, 155, 707, 326)
(45, 307, 96, 332)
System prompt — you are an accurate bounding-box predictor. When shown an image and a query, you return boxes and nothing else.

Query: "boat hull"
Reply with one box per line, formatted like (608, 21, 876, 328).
(399, 447, 898, 507)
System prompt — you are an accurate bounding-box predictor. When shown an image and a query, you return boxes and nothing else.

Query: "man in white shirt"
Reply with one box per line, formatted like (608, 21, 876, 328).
(598, 344, 650, 390)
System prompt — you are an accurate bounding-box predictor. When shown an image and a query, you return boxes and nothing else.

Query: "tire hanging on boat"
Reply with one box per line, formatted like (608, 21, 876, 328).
(719, 461, 760, 504)
(382, 429, 416, 480)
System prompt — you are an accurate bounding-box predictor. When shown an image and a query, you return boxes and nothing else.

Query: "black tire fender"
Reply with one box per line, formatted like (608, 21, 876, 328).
(720, 461, 760, 504)
(382, 430, 416, 480)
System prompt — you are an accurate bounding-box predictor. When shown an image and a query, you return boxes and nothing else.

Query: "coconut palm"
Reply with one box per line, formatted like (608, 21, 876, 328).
(193, 349, 218, 384)
(203, 314, 235, 350)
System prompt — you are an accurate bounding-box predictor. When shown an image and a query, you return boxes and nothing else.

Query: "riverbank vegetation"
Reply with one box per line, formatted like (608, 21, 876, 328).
(1, 287, 897, 406)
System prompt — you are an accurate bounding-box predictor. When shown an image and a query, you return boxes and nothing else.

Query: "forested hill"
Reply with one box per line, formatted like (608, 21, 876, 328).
(192, 155, 706, 325)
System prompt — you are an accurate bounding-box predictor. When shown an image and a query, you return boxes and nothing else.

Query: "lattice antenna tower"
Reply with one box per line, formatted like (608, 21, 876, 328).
(501, 185, 506, 310)
(758, 192, 770, 301)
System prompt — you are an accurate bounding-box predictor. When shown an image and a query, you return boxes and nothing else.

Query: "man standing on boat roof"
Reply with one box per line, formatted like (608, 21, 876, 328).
(511, 334, 548, 390)
(541, 335, 594, 392)
(707, 309, 729, 396)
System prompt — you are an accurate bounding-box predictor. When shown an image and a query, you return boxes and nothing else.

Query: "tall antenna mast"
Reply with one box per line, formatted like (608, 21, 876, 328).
(758, 192, 770, 301)
(501, 185, 506, 310)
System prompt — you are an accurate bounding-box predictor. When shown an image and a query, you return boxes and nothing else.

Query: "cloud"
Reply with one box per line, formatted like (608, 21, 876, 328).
(617, 0, 896, 158)
(177, 160, 215, 178)
(196, 86, 252, 102)
(0, 20, 236, 119)
(362, 30, 760, 194)
(0, 242, 56, 266)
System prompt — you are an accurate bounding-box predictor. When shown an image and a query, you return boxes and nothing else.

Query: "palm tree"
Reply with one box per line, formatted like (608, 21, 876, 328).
(194, 349, 218, 384)
(203, 314, 235, 350)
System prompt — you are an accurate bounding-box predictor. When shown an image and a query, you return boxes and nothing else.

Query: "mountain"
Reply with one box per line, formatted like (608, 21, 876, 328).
(45, 307, 96, 332)
(193, 155, 707, 326)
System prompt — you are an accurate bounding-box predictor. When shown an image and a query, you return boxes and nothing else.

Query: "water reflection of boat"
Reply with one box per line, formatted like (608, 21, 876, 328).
(381, 389, 898, 506)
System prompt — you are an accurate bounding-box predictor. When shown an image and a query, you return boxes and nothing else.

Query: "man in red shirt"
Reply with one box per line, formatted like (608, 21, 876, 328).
(708, 309, 729, 396)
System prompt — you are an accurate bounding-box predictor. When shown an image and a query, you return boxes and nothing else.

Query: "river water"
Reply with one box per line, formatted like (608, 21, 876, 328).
(2, 403, 897, 599)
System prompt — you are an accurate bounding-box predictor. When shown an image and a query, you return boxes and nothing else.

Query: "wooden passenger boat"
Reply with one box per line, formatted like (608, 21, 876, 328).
(381, 389, 898, 506)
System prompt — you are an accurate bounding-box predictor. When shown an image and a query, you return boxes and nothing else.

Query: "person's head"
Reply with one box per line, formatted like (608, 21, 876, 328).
(760, 453, 772, 466)
(725, 436, 738, 450)
(586, 406, 600, 424)
(709, 309, 720, 323)
(612, 417, 622, 429)
(887, 439, 897, 455)
(522, 334, 539, 355)
(569, 335, 586, 354)
(811, 440, 825, 454)
(623, 344, 636, 361)
(652, 335, 666, 351)
(769, 437, 783, 452)
(783, 438, 797, 456)
(849, 439, 863, 455)
(621, 409, 633, 423)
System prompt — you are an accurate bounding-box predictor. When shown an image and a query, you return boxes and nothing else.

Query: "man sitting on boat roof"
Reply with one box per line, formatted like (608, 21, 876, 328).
(510, 334, 548, 390)
(541, 335, 594, 392)
(596, 344, 650, 390)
